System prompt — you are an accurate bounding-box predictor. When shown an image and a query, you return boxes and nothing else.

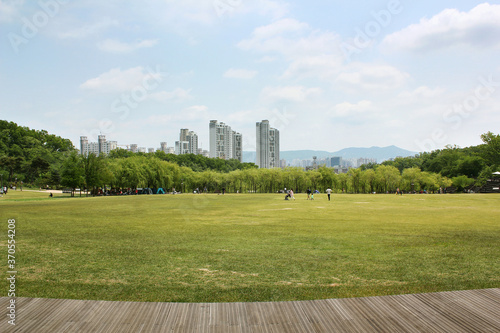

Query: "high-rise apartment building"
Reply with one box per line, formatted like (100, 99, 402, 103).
(179, 129, 189, 142)
(197, 148, 209, 157)
(232, 131, 242, 162)
(80, 136, 89, 155)
(209, 120, 242, 161)
(80, 135, 117, 156)
(176, 129, 198, 155)
(175, 141, 189, 155)
(256, 120, 280, 168)
(187, 131, 198, 154)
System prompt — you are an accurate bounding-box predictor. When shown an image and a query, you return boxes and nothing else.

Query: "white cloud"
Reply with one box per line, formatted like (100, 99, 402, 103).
(330, 100, 373, 118)
(223, 68, 257, 79)
(143, 114, 173, 126)
(80, 67, 164, 93)
(98, 39, 158, 53)
(257, 56, 278, 63)
(238, 18, 345, 82)
(241, 0, 289, 20)
(183, 105, 209, 120)
(148, 88, 192, 102)
(0, 0, 23, 22)
(126, 0, 289, 35)
(214, 0, 288, 19)
(397, 86, 445, 101)
(143, 105, 208, 125)
(335, 63, 410, 92)
(261, 85, 323, 103)
(238, 18, 342, 58)
(382, 3, 500, 53)
(227, 109, 260, 123)
(58, 18, 119, 39)
(281, 55, 343, 80)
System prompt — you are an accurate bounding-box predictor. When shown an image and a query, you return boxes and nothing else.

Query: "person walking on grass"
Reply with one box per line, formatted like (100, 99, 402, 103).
(289, 188, 295, 200)
(326, 187, 332, 201)
(306, 188, 311, 200)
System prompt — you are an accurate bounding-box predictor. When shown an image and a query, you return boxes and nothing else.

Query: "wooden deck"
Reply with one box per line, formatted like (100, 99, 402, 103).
(1, 289, 499, 332)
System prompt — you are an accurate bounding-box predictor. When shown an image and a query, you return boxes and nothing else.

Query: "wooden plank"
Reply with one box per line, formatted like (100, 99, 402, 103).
(439, 290, 500, 330)
(146, 302, 174, 333)
(1, 289, 499, 332)
(362, 295, 423, 333)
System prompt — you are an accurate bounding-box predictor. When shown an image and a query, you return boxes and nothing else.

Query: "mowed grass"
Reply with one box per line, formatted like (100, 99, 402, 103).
(1, 191, 499, 303)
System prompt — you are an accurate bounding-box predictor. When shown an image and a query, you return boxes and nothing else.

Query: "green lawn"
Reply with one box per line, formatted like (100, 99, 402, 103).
(1, 191, 499, 302)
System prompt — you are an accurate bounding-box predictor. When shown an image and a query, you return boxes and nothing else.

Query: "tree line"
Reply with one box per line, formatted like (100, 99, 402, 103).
(0, 120, 74, 186)
(58, 153, 461, 196)
(1, 120, 498, 195)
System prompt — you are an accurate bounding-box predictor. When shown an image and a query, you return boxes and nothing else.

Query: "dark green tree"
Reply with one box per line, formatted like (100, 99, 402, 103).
(61, 152, 84, 196)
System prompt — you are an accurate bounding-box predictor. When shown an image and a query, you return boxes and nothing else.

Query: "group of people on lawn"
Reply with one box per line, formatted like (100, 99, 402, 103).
(285, 188, 333, 201)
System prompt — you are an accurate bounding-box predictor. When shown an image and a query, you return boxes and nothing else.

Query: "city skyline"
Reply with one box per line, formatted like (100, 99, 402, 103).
(2, 1, 500, 153)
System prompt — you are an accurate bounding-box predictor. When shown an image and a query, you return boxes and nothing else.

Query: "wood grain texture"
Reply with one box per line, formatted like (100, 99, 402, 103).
(1, 289, 499, 332)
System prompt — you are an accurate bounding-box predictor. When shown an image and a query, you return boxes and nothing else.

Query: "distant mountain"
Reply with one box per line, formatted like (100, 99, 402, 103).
(331, 145, 418, 161)
(243, 146, 417, 164)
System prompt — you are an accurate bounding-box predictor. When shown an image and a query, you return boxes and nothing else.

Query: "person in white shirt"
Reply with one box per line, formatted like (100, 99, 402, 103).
(326, 188, 332, 201)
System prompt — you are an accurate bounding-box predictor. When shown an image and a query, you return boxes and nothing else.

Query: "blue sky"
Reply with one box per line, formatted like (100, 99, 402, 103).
(1, 0, 500, 153)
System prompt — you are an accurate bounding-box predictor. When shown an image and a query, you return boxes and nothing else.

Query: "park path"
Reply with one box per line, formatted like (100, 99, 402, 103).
(1, 288, 499, 332)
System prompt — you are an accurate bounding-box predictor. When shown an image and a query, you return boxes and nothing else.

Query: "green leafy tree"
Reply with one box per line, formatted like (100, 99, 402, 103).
(337, 173, 348, 193)
(0, 155, 24, 182)
(480, 131, 500, 167)
(402, 167, 422, 192)
(347, 168, 362, 193)
(456, 156, 485, 178)
(82, 153, 108, 196)
(452, 175, 475, 192)
(317, 166, 337, 191)
(361, 169, 376, 193)
(60, 152, 84, 196)
(375, 165, 401, 193)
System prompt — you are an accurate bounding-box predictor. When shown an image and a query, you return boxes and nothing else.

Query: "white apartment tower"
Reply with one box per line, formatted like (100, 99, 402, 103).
(232, 131, 243, 162)
(160, 142, 168, 153)
(80, 136, 89, 155)
(80, 135, 117, 156)
(179, 129, 189, 142)
(209, 120, 242, 161)
(176, 129, 198, 155)
(256, 120, 280, 168)
(187, 131, 198, 154)
(175, 141, 189, 155)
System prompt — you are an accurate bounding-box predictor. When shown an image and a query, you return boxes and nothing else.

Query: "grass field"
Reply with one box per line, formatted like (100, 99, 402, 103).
(1, 190, 499, 303)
